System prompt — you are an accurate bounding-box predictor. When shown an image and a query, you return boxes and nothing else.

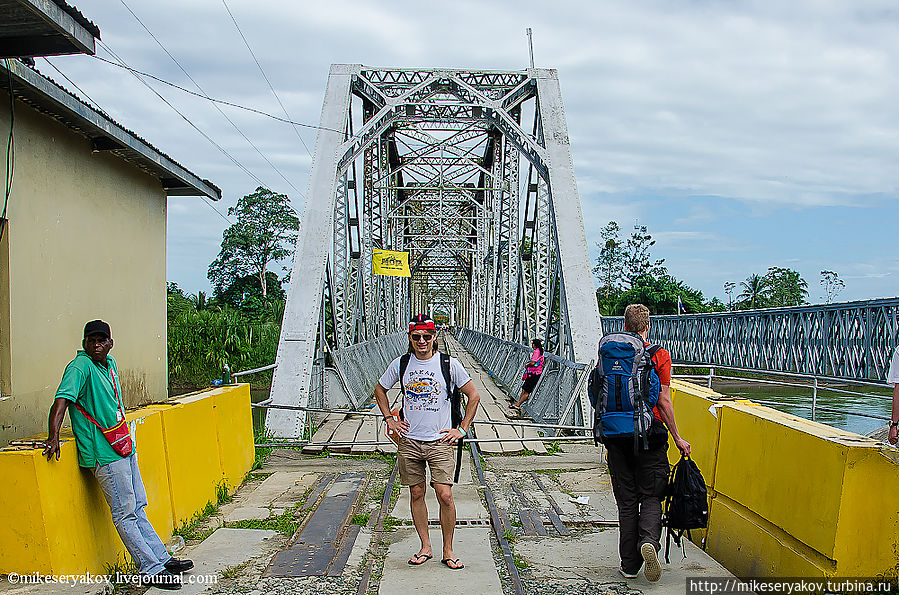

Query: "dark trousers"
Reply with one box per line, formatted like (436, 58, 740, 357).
(606, 441, 670, 573)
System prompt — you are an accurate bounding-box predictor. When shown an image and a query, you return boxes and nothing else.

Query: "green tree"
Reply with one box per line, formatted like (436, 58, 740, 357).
(706, 297, 727, 312)
(723, 281, 737, 310)
(166, 282, 195, 326)
(614, 273, 705, 315)
(208, 187, 299, 299)
(217, 271, 286, 312)
(820, 270, 845, 304)
(593, 221, 626, 314)
(624, 222, 666, 287)
(764, 267, 808, 307)
(739, 274, 770, 309)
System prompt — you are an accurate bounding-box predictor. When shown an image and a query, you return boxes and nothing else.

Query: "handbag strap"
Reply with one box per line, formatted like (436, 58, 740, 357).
(73, 364, 125, 430)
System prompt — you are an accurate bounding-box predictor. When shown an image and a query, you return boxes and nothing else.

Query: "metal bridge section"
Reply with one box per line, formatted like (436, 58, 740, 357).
(602, 298, 899, 381)
(455, 327, 590, 431)
(267, 64, 600, 438)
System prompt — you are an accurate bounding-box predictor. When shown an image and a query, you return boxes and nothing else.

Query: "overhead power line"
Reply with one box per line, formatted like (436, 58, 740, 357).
(90, 55, 343, 135)
(220, 0, 314, 160)
(117, 0, 302, 196)
(96, 40, 246, 223)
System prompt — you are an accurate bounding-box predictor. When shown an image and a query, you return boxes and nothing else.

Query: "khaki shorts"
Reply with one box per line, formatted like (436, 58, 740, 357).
(398, 437, 455, 486)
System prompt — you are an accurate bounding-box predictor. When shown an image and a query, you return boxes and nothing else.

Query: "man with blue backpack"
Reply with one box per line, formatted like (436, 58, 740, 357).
(589, 304, 690, 583)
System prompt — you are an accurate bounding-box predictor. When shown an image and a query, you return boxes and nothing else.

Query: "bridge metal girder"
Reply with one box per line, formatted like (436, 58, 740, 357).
(268, 65, 601, 438)
(601, 298, 899, 381)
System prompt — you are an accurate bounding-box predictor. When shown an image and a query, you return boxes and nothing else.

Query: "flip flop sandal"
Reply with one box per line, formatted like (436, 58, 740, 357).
(408, 553, 432, 565)
(441, 558, 464, 570)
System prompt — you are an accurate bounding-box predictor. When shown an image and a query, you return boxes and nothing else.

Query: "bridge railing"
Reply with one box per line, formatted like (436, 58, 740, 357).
(602, 297, 899, 381)
(454, 327, 589, 430)
(327, 331, 408, 408)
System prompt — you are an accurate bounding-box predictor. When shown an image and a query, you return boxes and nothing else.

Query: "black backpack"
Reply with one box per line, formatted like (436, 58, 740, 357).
(661, 455, 709, 562)
(398, 352, 465, 482)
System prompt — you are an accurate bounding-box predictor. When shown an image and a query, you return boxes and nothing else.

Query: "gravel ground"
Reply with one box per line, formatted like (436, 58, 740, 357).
(91, 445, 621, 595)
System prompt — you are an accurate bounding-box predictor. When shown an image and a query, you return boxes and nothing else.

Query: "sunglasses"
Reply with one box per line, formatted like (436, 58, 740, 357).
(411, 333, 434, 342)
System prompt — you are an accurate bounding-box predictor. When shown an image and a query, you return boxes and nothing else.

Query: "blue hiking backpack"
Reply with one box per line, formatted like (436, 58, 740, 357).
(587, 332, 661, 452)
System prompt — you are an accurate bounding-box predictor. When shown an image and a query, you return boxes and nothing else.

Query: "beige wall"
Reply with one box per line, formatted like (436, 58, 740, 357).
(0, 91, 168, 445)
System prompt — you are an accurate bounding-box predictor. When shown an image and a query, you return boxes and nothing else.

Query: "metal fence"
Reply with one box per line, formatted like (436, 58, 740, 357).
(454, 327, 589, 431)
(326, 331, 408, 408)
(602, 297, 899, 381)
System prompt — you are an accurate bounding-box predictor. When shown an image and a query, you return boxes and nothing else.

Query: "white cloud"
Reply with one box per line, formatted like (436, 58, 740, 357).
(48, 0, 899, 301)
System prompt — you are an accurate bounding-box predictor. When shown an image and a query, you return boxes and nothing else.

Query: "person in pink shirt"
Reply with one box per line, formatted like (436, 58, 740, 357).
(511, 339, 544, 411)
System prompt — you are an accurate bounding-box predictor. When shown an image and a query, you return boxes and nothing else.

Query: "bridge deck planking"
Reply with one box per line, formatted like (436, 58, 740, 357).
(350, 416, 377, 453)
(304, 415, 346, 454)
(445, 336, 532, 453)
(329, 416, 364, 453)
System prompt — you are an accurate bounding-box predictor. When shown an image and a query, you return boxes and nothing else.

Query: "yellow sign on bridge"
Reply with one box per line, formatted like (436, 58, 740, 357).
(372, 249, 411, 277)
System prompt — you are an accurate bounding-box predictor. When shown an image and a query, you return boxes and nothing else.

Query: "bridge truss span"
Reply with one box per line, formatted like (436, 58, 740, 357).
(267, 65, 601, 438)
(602, 297, 899, 381)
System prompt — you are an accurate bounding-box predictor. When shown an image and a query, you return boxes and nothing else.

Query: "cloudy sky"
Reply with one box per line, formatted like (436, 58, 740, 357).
(42, 0, 899, 304)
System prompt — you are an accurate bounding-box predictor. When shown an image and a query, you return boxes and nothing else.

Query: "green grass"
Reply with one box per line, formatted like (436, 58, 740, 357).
(382, 515, 400, 531)
(253, 427, 274, 470)
(104, 555, 138, 592)
(225, 504, 309, 534)
(173, 500, 219, 541)
(502, 529, 517, 543)
(216, 480, 233, 505)
(540, 441, 562, 455)
(351, 512, 371, 525)
(220, 562, 248, 579)
(512, 552, 529, 569)
(246, 471, 273, 482)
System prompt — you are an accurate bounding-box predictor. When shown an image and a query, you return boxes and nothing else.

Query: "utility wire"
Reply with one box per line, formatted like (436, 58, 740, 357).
(43, 58, 106, 116)
(117, 0, 302, 196)
(46, 53, 231, 226)
(90, 55, 344, 135)
(220, 0, 313, 160)
(1, 59, 14, 244)
(97, 40, 239, 224)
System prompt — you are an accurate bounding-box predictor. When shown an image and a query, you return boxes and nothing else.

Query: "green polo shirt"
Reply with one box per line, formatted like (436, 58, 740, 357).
(54, 350, 131, 468)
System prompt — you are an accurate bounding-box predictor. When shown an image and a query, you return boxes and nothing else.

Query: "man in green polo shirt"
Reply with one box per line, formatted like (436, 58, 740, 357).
(43, 320, 191, 590)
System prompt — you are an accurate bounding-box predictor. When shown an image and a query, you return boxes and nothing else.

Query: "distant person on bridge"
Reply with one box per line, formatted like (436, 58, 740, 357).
(888, 346, 899, 445)
(374, 313, 481, 571)
(510, 339, 544, 411)
(602, 304, 691, 583)
(42, 320, 191, 590)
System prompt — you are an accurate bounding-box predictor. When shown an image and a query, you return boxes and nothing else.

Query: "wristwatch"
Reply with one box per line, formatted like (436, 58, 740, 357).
(889, 421, 898, 429)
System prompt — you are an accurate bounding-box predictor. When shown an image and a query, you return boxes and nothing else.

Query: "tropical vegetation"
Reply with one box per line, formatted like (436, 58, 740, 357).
(594, 220, 823, 315)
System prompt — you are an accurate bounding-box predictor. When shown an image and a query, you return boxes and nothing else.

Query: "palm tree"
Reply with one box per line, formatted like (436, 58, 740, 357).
(739, 274, 769, 309)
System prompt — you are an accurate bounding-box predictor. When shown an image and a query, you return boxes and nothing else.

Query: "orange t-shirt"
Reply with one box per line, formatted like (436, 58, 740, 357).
(649, 343, 671, 424)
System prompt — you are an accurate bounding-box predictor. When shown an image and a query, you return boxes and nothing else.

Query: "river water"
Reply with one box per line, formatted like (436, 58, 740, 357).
(690, 378, 893, 437)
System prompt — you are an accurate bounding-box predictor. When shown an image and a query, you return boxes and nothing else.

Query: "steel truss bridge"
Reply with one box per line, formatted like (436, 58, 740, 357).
(602, 297, 899, 382)
(263, 65, 899, 439)
(267, 65, 601, 438)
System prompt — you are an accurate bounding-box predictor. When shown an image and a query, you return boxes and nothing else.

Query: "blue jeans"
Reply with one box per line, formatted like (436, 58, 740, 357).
(93, 453, 170, 576)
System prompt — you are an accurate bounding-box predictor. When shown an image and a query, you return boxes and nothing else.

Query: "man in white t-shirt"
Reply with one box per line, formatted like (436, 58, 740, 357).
(887, 346, 899, 445)
(374, 314, 480, 571)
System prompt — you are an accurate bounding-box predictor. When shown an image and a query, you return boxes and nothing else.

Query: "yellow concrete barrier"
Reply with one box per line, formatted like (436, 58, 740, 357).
(210, 384, 254, 492)
(0, 384, 253, 574)
(671, 381, 899, 580)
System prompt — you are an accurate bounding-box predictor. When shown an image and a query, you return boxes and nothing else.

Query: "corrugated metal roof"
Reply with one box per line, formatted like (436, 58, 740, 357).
(2, 58, 221, 200)
(0, 0, 98, 57)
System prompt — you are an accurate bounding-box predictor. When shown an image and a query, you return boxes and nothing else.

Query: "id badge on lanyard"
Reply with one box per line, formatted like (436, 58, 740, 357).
(108, 368, 123, 422)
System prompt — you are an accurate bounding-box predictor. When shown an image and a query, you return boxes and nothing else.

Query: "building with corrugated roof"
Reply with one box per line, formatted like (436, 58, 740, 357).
(0, 0, 220, 444)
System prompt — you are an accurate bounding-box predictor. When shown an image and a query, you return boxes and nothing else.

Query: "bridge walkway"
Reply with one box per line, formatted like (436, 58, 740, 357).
(304, 336, 546, 455)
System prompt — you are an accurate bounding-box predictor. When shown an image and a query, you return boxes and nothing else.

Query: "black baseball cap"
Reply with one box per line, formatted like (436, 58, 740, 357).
(83, 320, 111, 339)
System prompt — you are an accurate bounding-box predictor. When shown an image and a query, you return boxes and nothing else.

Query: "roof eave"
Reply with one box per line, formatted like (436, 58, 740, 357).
(3, 59, 221, 200)
(0, 0, 97, 58)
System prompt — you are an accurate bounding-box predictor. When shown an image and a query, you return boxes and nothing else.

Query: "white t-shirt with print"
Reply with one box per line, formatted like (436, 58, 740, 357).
(888, 347, 899, 386)
(378, 352, 472, 441)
